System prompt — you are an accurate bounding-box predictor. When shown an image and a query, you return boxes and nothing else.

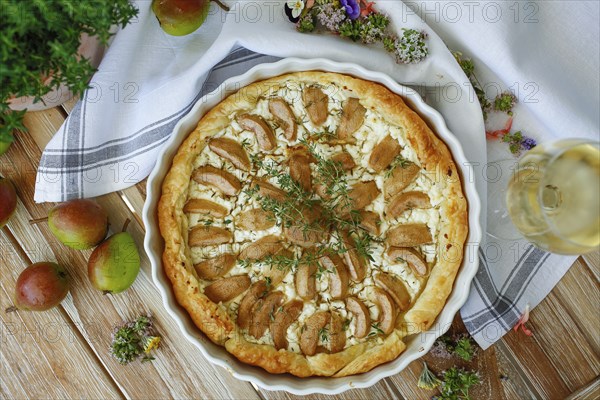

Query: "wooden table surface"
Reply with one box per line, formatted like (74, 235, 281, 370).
(1, 100, 599, 400)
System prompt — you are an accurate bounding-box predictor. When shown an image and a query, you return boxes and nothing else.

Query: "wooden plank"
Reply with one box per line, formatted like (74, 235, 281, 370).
(582, 251, 599, 283)
(552, 259, 600, 355)
(1, 216, 122, 399)
(527, 260, 600, 390)
(496, 258, 600, 398)
(566, 376, 600, 400)
(3, 108, 260, 399)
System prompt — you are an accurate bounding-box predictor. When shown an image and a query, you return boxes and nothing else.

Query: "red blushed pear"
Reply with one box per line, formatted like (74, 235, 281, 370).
(0, 177, 17, 228)
(7, 262, 70, 312)
(88, 229, 140, 294)
(48, 199, 108, 250)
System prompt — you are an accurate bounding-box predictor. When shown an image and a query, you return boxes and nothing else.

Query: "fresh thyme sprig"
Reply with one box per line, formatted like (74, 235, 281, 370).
(385, 154, 411, 178)
(243, 140, 380, 271)
(367, 322, 385, 337)
(319, 327, 329, 342)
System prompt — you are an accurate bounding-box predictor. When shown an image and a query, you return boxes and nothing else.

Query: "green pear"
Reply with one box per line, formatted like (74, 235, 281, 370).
(152, 0, 211, 36)
(0, 139, 11, 156)
(88, 232, 140, 294)
(48, 199, 108, 250)
(0, 177, 17, 228)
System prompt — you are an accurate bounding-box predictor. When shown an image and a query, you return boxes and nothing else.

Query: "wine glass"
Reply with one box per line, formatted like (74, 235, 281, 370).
(488, 138, 599, 255)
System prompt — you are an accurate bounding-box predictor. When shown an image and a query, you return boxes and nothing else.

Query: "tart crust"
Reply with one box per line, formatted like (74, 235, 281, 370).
(158, 71, 468, 377)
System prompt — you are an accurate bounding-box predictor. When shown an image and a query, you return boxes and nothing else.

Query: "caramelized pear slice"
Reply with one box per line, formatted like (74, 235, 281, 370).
(345, 297, 371, 338)
(387, 247, 428, 276)
(319, 254, 349, 299)
(368, 135, 402, 172)
(374, 271, 411, 311)
(251, 179, 286, 202)
(183, 199, 228, 217)
(386, 191, 431, 219)
(194, 253, 236, 280)
(289, 151, 313, 192)
(237, 208, 275, 231)
(189, 226, 232, 246)
(370, 287, 397, 335)
(249, 291, 284, 339)
(237, 114, 276, 151)
(283, 205, 328, 248)
(204, 275, 251, 303)
(238, 235, 282, 260)
(384, 162, 420, 198)
(283, 224, 328, 248)
(271, 300, 304, 350)
(192, 165, 241, 196)
(269, 97, 297, 141)
(347, 180, 380, 211)
(300, 311, 331, 356)
(386, 223, 433, 247)
(303, 86, 328, 126)
(295, 257, 317, 300)
(337, 98, 366, 141)
(208, 137, 251, 171)
(237, 280, 268, 330)
(331, 151, 356, 171)
(329, 311, 346, 354)
(358, 210, 380, 235)
(340, 231, 366, 282)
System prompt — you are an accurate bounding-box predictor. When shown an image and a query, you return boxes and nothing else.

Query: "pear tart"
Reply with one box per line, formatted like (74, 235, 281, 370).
(158, 71, 468, 377)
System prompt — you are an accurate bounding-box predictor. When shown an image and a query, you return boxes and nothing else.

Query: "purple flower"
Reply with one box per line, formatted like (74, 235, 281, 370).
(340, 0, 360, 20)
(521, 137, 537, 151)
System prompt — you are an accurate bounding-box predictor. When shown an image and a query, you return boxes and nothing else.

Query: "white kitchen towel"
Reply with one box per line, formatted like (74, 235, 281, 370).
(33, 1, 599, 349)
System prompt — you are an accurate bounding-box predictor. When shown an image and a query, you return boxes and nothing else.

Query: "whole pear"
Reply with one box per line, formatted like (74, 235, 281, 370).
(88, 232, 140, 294)
(48, 199, 108, 250)
(152, 0, 211, 36)
(12, 262, 70, 311)
(0, 177, 18, 228)
(0, 140, 11, 156)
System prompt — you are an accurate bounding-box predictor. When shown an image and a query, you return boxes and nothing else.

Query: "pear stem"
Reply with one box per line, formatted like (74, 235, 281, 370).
(5, 306, 17, 313)
(29, 217, 48, 225)
(212, 0, 230, 12)
(122, 218, 131, 233)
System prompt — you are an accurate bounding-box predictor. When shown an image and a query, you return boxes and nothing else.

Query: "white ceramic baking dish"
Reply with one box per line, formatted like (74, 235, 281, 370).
(142, 57, 482, 395)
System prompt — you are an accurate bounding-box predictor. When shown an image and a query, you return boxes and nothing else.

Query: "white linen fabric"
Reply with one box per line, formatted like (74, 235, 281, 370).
(34, 0, 599, 349)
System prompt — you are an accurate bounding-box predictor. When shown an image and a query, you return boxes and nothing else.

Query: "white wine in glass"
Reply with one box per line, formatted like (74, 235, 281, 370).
(506, 139, 599, 254)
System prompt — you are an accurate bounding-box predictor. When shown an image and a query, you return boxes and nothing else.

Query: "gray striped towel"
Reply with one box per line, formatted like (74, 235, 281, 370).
(34, 0, 584, 349)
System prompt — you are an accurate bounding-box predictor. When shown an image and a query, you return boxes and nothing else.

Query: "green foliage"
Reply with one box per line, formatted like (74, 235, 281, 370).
(297, 13, 316, 33)
(453, 337, 476, 362)
(339, 20, 362, 42)
(0, 0, 138, 137)
(418, 362, 442, 390)
(435, 334, 477, 361)
(493, 91, 517, 114)
(435, 367, 481, 400)
(502, 130, 524, 155)
(110, 315, 161, 365)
